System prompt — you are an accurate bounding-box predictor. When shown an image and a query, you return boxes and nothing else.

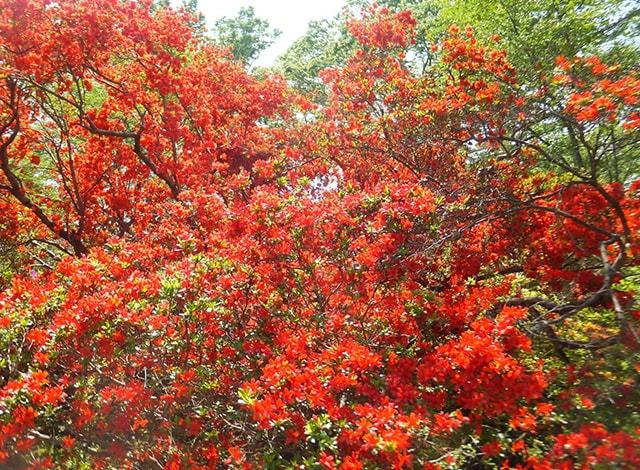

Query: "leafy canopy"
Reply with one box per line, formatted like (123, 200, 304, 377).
(212, 6, 282, 65)
(0, 1, 639, 469)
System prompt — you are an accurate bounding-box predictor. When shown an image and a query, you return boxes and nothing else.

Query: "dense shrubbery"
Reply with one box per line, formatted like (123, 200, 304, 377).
(1, 1, 639, 468)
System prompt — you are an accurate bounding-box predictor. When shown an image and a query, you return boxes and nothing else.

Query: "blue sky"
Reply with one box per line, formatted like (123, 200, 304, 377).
(192, 0, 347, 65)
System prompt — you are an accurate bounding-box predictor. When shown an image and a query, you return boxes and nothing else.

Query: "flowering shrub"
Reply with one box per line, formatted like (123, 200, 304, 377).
(1, 1, 639, 468)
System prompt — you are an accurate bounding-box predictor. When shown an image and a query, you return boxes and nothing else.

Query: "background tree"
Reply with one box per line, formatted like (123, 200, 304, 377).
(277, 14, 355, 101)
(212, 6, 282, 66)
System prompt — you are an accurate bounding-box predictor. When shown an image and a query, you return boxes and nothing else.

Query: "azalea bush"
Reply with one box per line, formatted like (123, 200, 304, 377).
(0, 1, 639, 468)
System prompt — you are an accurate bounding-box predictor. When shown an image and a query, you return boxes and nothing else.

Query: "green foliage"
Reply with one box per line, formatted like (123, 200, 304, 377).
(435, 0, 638, 76)
(277, 16, 355, 102)
(212, 6, 281, 65)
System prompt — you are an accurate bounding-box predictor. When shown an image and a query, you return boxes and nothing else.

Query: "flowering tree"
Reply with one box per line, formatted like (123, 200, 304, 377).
(0, 1, 639, 468)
